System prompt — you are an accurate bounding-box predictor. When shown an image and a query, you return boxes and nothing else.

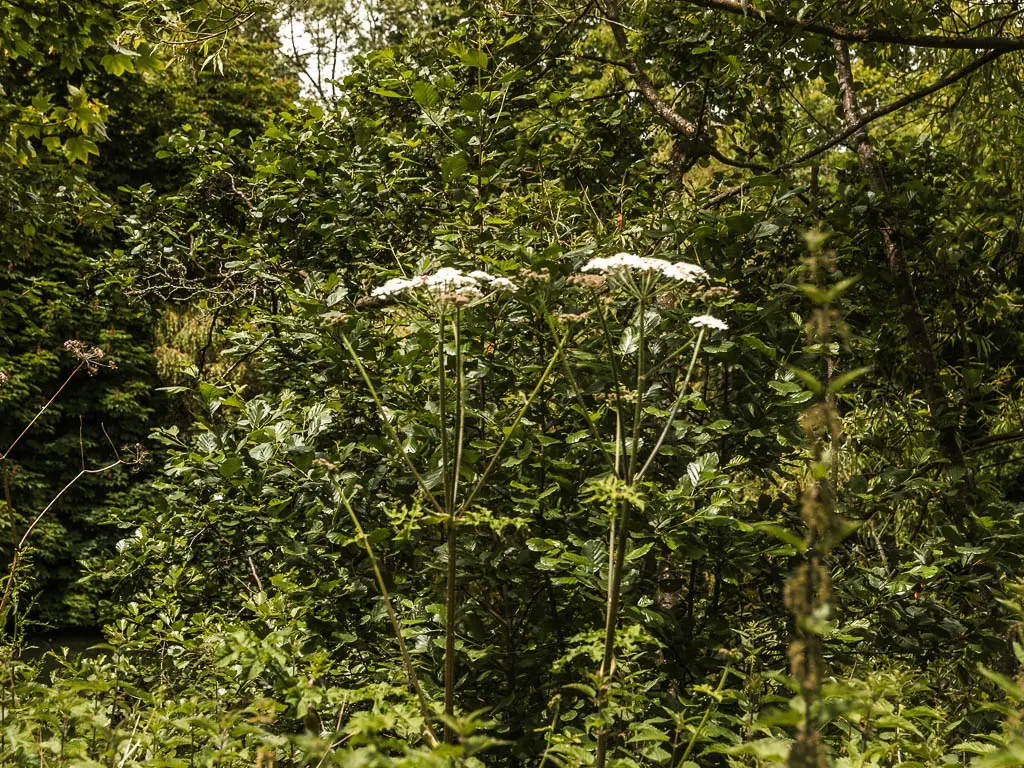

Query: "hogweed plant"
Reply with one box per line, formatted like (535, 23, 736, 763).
(322, 252, 730, 761)
(548, 252, 728, 767)
(335, 264, 567, 744)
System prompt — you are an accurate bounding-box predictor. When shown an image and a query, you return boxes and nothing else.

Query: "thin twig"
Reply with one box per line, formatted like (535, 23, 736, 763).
(1, 362, 86, 460)
(636, 329, 706, 482)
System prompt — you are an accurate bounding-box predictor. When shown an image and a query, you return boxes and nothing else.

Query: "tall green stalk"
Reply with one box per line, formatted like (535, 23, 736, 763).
(339, 319, 568, 745)
(436, 311, 459, 742)
(592, 291, 628, 476)
(438, 312, 453, 517)
(596, 283, 650, 766)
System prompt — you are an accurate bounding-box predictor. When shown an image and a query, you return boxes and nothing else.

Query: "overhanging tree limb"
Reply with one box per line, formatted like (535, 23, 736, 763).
(775, 49, 1006, 172)
(708, 48, 1008, 205)
(605, 0, 771, 173)
(605, 0, 1008, 194)
(605, 0, 699, 137)
(686, 0, 1024, 51)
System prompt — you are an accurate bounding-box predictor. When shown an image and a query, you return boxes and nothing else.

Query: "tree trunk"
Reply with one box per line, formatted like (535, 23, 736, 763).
(832, 40, 964, 465)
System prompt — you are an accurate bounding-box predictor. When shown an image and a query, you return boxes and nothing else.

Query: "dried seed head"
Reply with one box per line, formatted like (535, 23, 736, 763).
(125, 443, 148, 466)
(788, 637, 824, 699)
(63, 340, 113, 375)
(784, 562, 832, 617)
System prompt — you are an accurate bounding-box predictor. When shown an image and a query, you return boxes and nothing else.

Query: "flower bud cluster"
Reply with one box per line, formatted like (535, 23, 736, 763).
(700, 285, 734, 301)
(567, 273, 606, 290)
(519, 267, 550, 284)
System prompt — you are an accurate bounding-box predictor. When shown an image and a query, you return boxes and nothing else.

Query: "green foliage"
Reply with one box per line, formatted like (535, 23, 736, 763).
(0, 8, 298, 627)
(4, 0, 1024, 765)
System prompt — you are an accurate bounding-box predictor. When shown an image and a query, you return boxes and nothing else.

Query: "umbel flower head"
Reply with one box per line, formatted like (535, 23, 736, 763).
(582, 253, 708, 283)
(689, 314, 728, 331)
(370, 267, 515, 309)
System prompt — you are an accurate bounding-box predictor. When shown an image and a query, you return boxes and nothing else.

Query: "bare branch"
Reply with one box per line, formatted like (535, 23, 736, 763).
(708, 145, 770, 172)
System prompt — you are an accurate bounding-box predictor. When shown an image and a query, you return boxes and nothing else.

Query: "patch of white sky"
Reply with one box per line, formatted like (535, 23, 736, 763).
(277, 3, 371, 100)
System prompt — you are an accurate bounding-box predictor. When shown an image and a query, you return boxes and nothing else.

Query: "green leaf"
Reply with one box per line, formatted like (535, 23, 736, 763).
(249, 443, 275, 463)
(63, 134, 99, 164)
(441, 153, 468, 182)
(501, 33, 527, 48)
(461, 49, 489, 69)
(626, 542, 654, 562)
(787, 365, 823, 394)
(979, 665, 1024, 702)
(824, 275, 860, 303)
(746, 522, 805, 549)
(411, 81, 440, 109)
(220, 457, 244, 478)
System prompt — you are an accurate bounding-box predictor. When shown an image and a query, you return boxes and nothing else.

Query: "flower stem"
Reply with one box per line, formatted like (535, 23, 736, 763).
(452, 310, 466, 506)
(336, 488, 439, 747)
(0, 457, 124, 626)
(0, 362, 86, 461)
(438, 312, 453, 516)
(335, 330, 446, 517)
(636, 328, 705, 482)
(436, 312, 458, 742)
(597, 283, 650, 766)
(627, 288, 648, 482)
(592, 291, 627, 478)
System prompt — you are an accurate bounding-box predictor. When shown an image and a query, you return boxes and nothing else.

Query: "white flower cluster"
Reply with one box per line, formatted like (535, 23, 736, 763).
(372, 267, 515, 304)
(689, 314, 728, 331)
(582, 253, 708, 283)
